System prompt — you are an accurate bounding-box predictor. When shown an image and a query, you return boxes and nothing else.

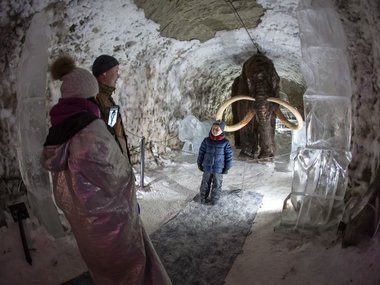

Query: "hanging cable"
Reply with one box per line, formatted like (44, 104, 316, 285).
(225, 0, 261, 53)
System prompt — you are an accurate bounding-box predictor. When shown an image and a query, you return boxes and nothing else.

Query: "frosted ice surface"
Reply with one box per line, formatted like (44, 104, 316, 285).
(304, 95, 351, 151)
(301, 47, 352, 96)
(178, 115, 212, 154)
(16, 12, 50, 199)
(16, 12, 64, 238)
(282, 148, 351, 229)
(298, 2, 351, 97)
(298, 8, 347, 49)
(282, 1, 352, 231)
(290, 123, 306, 161)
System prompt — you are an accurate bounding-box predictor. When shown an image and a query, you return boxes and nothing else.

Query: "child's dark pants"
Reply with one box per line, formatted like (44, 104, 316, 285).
(200, 172, 223, 204)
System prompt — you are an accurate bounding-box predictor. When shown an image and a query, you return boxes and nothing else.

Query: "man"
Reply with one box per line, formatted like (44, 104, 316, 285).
(92, 54, 131, 162)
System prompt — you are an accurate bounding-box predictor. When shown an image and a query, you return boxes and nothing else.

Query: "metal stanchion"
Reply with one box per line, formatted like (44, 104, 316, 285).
(9, 202, 32, 265)
(140, 136, 145, 189)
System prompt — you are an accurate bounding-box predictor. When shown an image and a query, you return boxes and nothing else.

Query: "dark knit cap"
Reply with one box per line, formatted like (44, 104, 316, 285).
(92, 55, 119, 77)
(213, 120, 225, 132)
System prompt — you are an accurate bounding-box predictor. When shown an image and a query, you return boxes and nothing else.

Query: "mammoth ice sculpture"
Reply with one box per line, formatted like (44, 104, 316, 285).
(216, 53, 303, 159)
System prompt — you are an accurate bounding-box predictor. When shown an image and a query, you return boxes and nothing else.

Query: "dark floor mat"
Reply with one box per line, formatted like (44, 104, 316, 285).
(150, 189, 263, 285)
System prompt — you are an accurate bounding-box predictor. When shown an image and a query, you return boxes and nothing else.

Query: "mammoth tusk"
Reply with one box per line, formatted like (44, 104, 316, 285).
(216, 95, 255, 132)
(216, 95, 303, 132)
(267, 97, 303, 130)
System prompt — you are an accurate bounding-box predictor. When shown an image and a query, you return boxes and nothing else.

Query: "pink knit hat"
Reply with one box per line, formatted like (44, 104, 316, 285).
(51, 55, 99, 99)
(60, 67, 99, 98)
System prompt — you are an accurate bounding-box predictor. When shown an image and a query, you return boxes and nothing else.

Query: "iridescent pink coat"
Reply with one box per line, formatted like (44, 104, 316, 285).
(42, 98, 171, 285)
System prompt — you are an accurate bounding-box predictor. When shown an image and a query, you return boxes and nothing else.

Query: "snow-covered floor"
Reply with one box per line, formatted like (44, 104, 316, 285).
(1, 148, 379, 285)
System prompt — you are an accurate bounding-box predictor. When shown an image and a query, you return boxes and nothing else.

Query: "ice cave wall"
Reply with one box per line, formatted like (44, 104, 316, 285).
(0, 0, 379, 239)
(334, 0, 380, 241)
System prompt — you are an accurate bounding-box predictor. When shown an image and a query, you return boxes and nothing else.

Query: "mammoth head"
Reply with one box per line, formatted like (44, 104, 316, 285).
(241, 54, 280, 97)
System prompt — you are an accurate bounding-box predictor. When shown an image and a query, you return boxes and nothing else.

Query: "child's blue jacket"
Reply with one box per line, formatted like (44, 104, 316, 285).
(197, 136, 233, 174)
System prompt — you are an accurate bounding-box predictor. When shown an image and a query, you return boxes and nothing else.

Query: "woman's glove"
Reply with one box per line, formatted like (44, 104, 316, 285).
(198, 165, 203, 172)
(222, 169, 228, 174)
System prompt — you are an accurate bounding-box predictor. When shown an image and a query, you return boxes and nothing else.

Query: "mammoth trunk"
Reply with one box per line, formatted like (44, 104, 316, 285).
(254, 97, 276, 158)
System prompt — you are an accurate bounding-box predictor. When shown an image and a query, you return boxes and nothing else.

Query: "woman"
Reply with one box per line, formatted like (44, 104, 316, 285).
(41, 55, 171, 285)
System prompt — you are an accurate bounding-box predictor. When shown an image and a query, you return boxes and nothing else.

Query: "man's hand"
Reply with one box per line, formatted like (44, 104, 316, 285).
(198, 165, 203, 172)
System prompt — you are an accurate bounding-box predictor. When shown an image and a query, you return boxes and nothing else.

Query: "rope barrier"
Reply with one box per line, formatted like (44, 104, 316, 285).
(125, 125, 297, 192)
(137, 134, 297, 190)
(125, 128, 179, 146)
(143, 136, 298, 161)
(139, 140, 297, 193)
(126, 126, 297, 161)
(126, 128, 298, 163)
(124, 129, 144, 139)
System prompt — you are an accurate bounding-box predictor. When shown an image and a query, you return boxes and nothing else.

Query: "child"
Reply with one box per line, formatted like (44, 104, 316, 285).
(197, 120, 233, 205)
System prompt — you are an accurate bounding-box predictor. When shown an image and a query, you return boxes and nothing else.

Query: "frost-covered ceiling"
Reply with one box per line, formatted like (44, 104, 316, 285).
(134, 0, 264, 42)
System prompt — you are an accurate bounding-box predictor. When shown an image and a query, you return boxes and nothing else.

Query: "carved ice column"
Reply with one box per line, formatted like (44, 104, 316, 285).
(281, 0, 352, 230)
(16, 12, 64, 237)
